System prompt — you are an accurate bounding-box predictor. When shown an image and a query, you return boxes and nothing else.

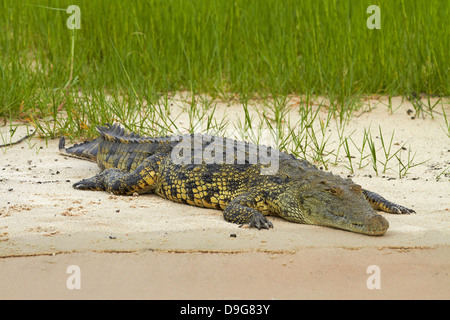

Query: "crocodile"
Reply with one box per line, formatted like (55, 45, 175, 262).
(59, 123, 415, 236)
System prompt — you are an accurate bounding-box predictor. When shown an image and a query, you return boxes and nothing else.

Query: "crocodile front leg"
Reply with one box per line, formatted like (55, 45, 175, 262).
(73, 155, 160, 195)
(362, 189, 415, 214)
(223, 192, 273, 229)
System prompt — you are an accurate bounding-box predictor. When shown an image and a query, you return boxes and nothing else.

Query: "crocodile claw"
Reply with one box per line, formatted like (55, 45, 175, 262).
(249, 213, 273, 230)
(73, 179, 96, 190)
(391, 205, 416, 214)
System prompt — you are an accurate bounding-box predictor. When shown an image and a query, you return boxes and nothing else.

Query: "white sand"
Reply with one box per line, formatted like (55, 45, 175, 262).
(0, 96, 449, 299)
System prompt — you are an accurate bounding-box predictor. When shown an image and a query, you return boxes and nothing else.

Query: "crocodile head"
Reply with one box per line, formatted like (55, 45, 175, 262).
(279, 179, 389, 235)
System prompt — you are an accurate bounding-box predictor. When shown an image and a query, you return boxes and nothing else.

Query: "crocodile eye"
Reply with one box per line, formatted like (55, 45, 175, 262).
(329, 187, 343, 196)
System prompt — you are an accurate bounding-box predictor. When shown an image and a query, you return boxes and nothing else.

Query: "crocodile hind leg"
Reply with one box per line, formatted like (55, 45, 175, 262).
(73, 155, 160, 195)
(223, 192, 273, 229)
(362, 189, 415, 214)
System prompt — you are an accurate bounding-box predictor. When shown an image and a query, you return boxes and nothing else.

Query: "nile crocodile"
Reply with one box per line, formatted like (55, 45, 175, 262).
(59, 123, 415, 236)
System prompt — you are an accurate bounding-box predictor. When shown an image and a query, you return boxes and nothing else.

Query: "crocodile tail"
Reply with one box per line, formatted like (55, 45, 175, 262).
(59, 136, 100, 162)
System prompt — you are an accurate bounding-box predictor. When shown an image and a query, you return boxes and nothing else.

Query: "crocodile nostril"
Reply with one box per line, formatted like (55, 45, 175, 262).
(366, 214, 389, 235)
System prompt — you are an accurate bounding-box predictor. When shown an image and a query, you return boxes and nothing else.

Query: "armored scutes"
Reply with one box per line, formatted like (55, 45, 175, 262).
(59, 123, 415, 235)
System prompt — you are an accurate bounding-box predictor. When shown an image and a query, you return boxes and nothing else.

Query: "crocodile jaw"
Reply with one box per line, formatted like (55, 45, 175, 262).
(317, 211, 389, 236)
(280, 186, 390, 236)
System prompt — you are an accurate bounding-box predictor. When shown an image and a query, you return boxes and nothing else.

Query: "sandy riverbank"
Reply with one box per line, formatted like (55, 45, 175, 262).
(0, 96, 449, 299)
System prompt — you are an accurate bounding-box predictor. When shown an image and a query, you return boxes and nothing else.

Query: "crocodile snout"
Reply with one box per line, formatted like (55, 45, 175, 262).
(365, 214, 389, 235)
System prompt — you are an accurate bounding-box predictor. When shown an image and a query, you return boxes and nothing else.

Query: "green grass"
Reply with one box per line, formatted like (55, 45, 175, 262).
(2, 0, 449, 120)
(1, 0, 449, 178)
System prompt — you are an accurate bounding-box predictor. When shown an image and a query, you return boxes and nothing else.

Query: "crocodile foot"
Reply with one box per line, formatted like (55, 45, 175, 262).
(363, 189, 416, 214)
(73, 179, 98, 190)
(248, 213, 273, 230)
(73, 176, 105, 191)
(388, 204, 416, 214)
